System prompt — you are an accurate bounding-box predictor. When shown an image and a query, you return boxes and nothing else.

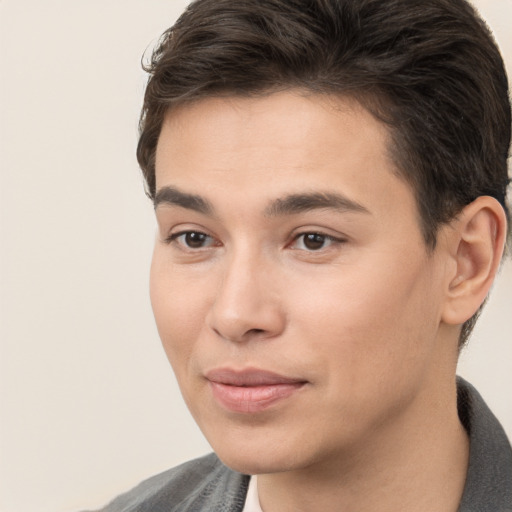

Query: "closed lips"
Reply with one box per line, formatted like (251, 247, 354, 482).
(205, 368, 307, 386)
(205, 368, 307, 413)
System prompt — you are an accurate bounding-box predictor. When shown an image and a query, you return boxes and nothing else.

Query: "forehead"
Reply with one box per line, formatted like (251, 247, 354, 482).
(157, 91, 389, 156)
(154, 91, 418, 224)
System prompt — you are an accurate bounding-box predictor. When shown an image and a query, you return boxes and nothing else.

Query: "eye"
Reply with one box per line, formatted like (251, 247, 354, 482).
(167, 230, 216, 249)
(292, 232, 341, 251)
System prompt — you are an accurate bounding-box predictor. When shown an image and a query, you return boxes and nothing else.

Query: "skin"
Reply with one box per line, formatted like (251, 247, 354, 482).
(150, 91, 505, 511)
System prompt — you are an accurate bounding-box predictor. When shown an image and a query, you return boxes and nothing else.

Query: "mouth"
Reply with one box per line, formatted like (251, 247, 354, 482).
(205, 368, 307, 413)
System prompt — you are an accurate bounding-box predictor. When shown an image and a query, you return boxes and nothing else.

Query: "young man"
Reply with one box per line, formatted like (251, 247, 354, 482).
(99, 0, 511, 510)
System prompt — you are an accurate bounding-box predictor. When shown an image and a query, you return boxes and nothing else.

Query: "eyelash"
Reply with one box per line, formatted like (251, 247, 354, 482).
(165, 230, 346, 252)
(290, 232, 345, 251)
(165, 231, 217, 249)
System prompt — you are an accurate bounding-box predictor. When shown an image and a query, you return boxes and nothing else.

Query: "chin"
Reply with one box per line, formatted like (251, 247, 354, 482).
(209, 435, 317, 476)
(216, 451, 297, 476)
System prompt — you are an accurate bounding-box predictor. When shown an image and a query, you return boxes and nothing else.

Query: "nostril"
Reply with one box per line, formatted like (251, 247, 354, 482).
(248, 328, 265, 335)
(212, 327, 265, 342)
(207, 296, 286, 342)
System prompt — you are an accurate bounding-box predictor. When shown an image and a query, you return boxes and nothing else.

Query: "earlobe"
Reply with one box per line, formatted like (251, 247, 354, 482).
(442, 196, 507, 325)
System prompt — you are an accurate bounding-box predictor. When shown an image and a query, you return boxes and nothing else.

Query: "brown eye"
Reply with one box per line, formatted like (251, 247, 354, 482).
(184, 232, 208, 248)
(302, 233, 327, 250)
(291, 232, 346, 252)
(168, 231, 215, 249)
(297, 233, 332, 251)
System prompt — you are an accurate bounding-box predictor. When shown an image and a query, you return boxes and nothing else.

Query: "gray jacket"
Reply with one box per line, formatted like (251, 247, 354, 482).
(96, 379, 512, 511)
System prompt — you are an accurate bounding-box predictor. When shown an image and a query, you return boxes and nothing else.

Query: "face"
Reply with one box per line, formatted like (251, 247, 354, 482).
(151, 91, 455, 475)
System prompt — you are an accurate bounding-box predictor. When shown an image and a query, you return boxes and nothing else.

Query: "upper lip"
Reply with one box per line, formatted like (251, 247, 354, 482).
(205, 367, 307, 386)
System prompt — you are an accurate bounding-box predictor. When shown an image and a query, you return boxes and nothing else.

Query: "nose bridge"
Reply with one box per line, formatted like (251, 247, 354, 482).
(207, 242, 283, 342)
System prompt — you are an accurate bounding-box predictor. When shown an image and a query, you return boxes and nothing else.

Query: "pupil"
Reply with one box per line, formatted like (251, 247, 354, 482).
(185, 232, 206, 248)
(304, 233, 325, 250)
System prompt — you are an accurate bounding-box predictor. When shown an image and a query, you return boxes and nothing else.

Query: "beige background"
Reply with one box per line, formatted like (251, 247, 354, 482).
(0, 1, 510, 511)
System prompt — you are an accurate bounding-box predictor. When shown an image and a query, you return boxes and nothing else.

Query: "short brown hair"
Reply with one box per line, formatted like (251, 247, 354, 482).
(137, 0, 511, 343)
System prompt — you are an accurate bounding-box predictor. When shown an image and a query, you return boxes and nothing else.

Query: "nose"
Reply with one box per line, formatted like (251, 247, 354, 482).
(206, 251, 286, 343)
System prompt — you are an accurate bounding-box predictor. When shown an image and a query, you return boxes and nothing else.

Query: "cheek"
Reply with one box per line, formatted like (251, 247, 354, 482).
(290, 255, 439, 380)
(149, 253, 210, 371)
(287, 260, 441, 438)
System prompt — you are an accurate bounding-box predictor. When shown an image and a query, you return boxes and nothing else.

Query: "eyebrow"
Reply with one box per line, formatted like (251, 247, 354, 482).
(264, 192, 370, 217)
(153, 186, 370, 217)
(154, 186, 213, 215)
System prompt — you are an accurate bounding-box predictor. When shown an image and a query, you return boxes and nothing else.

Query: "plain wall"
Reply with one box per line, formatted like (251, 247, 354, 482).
(0, 1, 510, 511)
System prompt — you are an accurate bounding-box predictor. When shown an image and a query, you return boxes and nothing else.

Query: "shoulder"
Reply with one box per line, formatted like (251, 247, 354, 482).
(94, 453, 249, 512)
(457, 377, 512, 511)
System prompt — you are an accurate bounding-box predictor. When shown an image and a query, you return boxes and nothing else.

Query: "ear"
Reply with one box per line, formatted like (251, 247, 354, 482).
(441, 196, 507, 326)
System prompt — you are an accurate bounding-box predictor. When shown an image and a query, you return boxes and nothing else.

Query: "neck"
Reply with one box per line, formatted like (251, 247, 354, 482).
(257, 377, 469, 512)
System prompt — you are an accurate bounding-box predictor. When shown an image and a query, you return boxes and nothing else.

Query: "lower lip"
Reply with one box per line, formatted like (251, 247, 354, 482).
(208, 381, 305, 413)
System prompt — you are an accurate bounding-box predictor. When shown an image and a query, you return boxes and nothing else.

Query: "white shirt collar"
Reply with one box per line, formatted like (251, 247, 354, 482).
(242, 475, 263, 512)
